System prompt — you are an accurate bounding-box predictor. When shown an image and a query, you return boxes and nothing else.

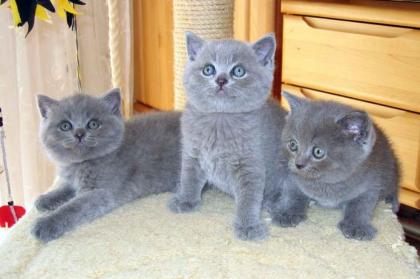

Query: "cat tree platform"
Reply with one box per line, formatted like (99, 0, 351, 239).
(0, 190, 418, 278)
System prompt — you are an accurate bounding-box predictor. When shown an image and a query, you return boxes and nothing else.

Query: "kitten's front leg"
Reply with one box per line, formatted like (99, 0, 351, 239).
(271, 181, 309, 227)
(168, 154, 206, 213)
(32, 189, 119, 243)
(35, 181, 76, 212)
(233, 166, 267, 241)
(338, 190, 379, 241)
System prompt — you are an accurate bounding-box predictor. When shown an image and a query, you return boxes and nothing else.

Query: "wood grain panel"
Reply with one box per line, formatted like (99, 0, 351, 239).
(249, 0, 276, 41)
(234, 0, 250, 41)
(234, 0, 278, 43)
(133, 0, 174, 110)
(234, 0, 281, 98)
(400, 188, 420, 210)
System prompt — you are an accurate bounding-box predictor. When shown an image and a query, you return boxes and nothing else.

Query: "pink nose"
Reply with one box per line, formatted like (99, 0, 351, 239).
(74, 129, 86, 141)
(216, 77, 228, 87)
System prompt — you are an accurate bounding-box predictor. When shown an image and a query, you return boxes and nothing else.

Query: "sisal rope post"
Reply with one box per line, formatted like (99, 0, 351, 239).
(173, 0, 234, 109)
(107, 0, 131, 118)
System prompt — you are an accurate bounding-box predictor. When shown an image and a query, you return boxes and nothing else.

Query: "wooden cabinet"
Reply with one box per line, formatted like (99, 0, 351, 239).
(133, 0, 174, 111)
(281, 0, 420, 209)
(282, 15, 420, 113)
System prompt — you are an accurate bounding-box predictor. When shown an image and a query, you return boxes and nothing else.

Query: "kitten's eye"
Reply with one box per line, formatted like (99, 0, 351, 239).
(87, 119, 100, 130)
(231, 65, 246, 78)
(202, 64, 216, 76)
(312, 146, 326, 159)
(289, 139, 298, 152)
(59, 121, 72, 132)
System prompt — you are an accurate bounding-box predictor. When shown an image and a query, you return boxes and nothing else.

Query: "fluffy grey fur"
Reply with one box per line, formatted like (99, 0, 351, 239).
(272, 92, 400, 240)
(168, 32, 287, 240)
(32, 89, 181, 243)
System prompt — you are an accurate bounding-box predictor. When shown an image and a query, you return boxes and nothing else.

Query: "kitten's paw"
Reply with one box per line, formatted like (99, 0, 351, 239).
(31, 216, 65, 243)
(385, 195, 400, 213)
(272, 212, 306, 227)
(234, 222, 268, 241)
(34, 195, 60, 212)
(338, 221, 377, 241)
(167, 197, 200, 213)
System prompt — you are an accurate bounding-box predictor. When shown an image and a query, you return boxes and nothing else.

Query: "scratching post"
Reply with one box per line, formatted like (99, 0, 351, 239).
(173, 0, 234, 109)
(107, 0, 133, 117)
(107, 0, 123, 107)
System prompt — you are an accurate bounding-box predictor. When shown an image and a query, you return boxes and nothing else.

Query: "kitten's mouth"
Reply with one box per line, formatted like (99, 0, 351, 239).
(63, 141, 86, 149)
(63, 140, 97, 149)
(76, 140, 97, 148)
(214, 87, 235, 97)
(289, 163, 321, 180)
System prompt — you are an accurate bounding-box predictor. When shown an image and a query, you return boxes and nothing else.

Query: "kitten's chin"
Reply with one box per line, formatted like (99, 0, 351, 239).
(294, 171, 322, 180)
(63, 141, 97, 149)
(292, 167, 354, 184)
(47, 143, 119, 165)
(188, 95, 267, 114)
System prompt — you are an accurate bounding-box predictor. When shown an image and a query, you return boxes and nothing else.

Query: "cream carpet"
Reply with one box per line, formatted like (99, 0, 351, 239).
(0, 190, 418, 279)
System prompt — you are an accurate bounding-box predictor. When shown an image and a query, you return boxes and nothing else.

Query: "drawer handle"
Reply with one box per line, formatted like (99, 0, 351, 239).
(297, 88, 405, 119)
(303, 16, 412, 38)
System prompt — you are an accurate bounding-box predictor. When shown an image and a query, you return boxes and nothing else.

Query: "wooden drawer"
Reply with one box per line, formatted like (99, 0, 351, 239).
(282, 15, 420, 113)
(281, 84, 420, 197)
(282, 0, 420, 29)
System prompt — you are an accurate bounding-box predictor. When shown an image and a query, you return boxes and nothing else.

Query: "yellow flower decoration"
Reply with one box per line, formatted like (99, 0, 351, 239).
(54, 0, 79, 19)
(1, 0, 85, 35)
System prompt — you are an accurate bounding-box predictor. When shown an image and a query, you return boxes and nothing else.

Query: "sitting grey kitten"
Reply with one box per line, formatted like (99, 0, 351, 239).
(168, 32, 287, 240)
(272, 92, 399, 240)
(32, 89, 181, 243)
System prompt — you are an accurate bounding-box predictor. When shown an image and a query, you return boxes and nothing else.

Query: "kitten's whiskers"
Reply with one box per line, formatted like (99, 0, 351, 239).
(63, 138, 77, 148)
(84, 136, 97, 147)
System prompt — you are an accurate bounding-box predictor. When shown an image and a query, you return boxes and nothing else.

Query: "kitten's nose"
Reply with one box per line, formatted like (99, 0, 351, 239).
(74, 129, 86, 141)
(216, 76, 228, 88)
(295, 163, 305, 170)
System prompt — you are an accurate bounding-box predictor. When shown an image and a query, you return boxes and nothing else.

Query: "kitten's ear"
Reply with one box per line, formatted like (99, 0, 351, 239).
(336, 111, 372, 144)
(252, 33, 276, 67)
(185, 31, 204, 61)
(102, 88, 121, 116)
(37, 95, 58, 119)
(282, 91, 306, 113)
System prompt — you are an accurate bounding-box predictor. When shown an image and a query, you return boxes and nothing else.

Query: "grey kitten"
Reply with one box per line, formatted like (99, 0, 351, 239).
(272, 92, 399, 240)
(32, 89, 181, 243)
(168, 32, 287, 240)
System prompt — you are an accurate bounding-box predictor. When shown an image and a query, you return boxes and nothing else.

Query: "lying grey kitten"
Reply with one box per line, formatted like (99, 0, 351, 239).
(168, 32, 287, 240)
(272, 92, 399, 240)
(32, 89, 181, 243)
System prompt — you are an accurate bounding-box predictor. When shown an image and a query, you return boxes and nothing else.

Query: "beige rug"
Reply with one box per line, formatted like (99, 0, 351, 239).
(0, 190, 418, 279)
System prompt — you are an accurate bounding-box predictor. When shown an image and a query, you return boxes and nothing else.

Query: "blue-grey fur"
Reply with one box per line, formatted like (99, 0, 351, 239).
(272, 92, 400, 241)
(168, 32, 287, 240)
(32, 89, 181, 243)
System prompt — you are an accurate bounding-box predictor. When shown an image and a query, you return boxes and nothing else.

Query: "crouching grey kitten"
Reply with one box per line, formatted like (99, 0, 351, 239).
(272, 92, 399, 241)
(168, 32, 287, 240)
(32, 89, 181, 243)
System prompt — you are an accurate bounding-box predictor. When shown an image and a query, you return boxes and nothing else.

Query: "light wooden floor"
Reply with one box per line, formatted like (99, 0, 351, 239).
(134, 102, 156, 114)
